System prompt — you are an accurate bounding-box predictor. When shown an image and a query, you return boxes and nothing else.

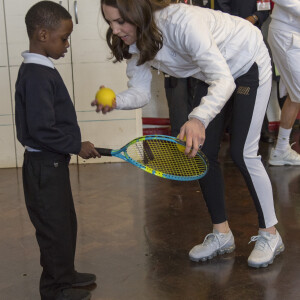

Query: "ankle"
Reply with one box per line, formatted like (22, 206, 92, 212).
(260, 227, 276, 235)
(213, 222, 230, 234)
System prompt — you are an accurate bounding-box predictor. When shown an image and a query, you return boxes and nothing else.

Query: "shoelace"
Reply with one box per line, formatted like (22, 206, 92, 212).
(203, 233, 220, 248)
(248, 235, 270, 251)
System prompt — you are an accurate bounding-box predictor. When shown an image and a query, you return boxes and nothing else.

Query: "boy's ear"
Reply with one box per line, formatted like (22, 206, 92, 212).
(37, 28, 49, 42)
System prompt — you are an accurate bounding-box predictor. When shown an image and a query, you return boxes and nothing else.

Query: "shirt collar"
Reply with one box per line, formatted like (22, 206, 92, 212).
(129, 43, 139, 54)
(21, 51, 55, 69)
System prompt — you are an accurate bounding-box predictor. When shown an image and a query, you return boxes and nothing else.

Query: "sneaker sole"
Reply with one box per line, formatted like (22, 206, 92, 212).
(72, 279, 96, 287)
(248, 244, 285, 268)
(189, 244, 236, 262)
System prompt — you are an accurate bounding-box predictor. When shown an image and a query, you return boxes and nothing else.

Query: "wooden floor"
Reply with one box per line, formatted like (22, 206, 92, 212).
(0, 130, 299, 300)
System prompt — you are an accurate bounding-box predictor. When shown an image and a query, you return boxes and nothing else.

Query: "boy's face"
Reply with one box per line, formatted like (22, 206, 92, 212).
(43, 19, 73, 59)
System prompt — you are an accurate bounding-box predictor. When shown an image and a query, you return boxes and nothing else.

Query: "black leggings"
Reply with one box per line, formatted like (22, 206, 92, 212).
(192, 63, 277, 228)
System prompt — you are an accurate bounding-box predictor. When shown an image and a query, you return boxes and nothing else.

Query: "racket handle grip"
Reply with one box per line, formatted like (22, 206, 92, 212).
(95, 147, 112, 156)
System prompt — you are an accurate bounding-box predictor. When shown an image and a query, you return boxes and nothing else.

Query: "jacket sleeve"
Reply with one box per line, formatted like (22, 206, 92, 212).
(215, 0, 232, 13)
(254, 10, 270, 27)
(168, 14, 235, 128)
(116, 54, 152, 110)
(273, 0, 300, 17)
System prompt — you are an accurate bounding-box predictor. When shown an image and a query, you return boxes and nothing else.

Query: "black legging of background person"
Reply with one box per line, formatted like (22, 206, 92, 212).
(164, 76, 200, 137)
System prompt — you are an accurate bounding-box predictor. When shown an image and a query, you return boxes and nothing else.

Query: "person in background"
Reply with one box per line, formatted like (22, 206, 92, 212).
(267, 0, 300, 166)
(93, 0, 284, 269)
(215, 0, 269, 28)
(214, 0, 274, 144)
(15, 1, 99, 299)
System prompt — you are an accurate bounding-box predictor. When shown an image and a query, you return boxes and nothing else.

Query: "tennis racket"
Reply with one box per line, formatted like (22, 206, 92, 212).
(95, 135, 208, 181)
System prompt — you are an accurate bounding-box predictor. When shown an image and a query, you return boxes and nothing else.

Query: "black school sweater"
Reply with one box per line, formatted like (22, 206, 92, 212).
(15, 63, 81, 155)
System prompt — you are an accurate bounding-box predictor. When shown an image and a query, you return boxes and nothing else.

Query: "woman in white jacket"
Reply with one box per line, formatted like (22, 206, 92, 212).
(267, 0, 300, 166)
(93, 0, 284, 268)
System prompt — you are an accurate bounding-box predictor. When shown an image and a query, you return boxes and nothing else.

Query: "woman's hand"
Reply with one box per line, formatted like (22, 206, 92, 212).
(91, 99, 116, 114)
(91, 85, 116, 114)
(178, 118, 206, 157)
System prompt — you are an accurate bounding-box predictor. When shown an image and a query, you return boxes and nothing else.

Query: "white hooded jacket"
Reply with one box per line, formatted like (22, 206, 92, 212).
(116, 4, 271, 128)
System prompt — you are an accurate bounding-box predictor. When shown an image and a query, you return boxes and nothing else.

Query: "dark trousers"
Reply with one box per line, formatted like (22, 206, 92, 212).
(22, 151, 77, 300)
(164, 76, 199, 137)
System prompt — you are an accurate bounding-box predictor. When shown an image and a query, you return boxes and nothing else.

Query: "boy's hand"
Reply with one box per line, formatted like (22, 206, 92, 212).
(79, 141, 101, 159)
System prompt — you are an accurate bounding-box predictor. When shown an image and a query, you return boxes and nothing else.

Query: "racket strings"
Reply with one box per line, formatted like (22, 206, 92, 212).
(126, 139, 207, 177)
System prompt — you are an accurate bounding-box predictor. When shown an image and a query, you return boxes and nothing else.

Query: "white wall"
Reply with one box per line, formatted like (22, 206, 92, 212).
(143, 70, 169, 119)
(0, 0, 143, 168)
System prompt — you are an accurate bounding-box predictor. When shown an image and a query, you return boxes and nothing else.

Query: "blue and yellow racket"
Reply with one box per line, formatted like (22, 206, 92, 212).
(95, 135, 208, 181)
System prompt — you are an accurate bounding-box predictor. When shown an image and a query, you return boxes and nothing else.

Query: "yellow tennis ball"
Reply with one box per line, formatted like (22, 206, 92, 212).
(177, 135, 186, 153)
(95, 88, 116, 107)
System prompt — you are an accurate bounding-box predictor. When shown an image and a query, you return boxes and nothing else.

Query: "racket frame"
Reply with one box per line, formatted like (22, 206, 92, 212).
(96, 135, 208, 181)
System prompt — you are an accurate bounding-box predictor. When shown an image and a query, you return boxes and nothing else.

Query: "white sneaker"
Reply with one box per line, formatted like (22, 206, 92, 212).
(189, 229, 235, 262)
(248, 230, 284, 268)
(269, 144, 300, 166)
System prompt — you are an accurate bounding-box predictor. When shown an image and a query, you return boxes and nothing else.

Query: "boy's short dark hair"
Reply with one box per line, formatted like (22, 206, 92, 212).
(25, 1, 72, 39)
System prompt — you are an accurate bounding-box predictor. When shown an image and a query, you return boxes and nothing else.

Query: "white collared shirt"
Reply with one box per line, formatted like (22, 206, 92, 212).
(22, 51, 55, 68)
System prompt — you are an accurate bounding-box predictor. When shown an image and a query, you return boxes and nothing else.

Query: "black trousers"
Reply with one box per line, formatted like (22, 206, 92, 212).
(22, 151, 77, 300)
(164, 76, 199, 137)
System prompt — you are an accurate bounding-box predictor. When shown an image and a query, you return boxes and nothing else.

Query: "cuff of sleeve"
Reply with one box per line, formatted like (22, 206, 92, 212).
(188, 114, 208, 129)
(74, 141, 82, 155)
(252, 14, 259, 23)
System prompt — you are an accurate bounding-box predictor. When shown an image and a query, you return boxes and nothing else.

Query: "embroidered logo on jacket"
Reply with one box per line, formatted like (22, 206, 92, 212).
(237, 86, 250, 96)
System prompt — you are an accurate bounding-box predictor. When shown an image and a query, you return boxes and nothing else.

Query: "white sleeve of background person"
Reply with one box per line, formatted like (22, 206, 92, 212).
(116, 54, 152, 110)
(272, 0, 300, 17)
(167, 10, 235, 128)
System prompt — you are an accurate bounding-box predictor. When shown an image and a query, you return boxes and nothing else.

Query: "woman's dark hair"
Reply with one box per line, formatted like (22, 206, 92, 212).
(101, 0, 171, 65)
(25, 1, 72, 39)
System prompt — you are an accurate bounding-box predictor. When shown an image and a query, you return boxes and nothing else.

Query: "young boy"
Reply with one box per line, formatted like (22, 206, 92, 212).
(15, 1, 100, 299)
